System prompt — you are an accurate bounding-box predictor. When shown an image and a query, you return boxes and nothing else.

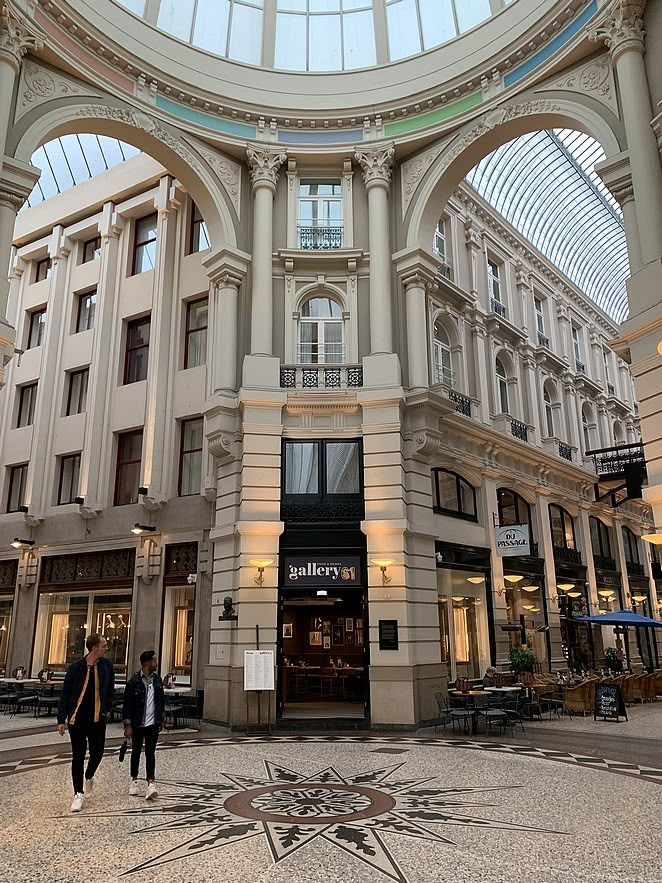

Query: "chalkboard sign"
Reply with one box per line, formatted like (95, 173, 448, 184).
(594, 684, 627, 722)
(379, 620, 399, 651)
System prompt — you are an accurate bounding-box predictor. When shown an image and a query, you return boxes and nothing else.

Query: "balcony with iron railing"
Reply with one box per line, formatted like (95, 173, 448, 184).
(493, 413, 533, 444)
(575, 359, 585, 374)
(448, 389, 472, 417)
(593, 553, 617, 572)
(437, 261, 452, 280)
(626, 560, 646, 578)
(490, 298, 507, 318)
(542, 437, 574, 462)
(297, 225, 343, 250)
(553, 545, 582, 565)
(537, 331, 550, 348)
(280, 364, 363, 390)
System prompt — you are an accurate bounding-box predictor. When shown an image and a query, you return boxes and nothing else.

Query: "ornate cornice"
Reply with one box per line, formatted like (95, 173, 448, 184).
(0, 2, 43, 72)
(354, 144, 395, 191)
(589, 1, 646, 63)
(246, 147, 287, 192)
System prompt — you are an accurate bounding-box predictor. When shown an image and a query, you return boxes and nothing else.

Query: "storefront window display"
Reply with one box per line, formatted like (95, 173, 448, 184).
(631, 588, 659, 670)
(556, 582, 594, 672)
(504, 578, 548, 669)
(161, 584, 195, 682)
(34, 591, 132, 676)
(0, 596, 13, 674)
(437, 568, 490, 680)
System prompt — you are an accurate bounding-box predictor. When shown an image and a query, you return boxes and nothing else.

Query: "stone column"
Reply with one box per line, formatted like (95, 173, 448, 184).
(472, 321, 491, 424)
(394, 248, 438, 391)
(246, 147, 286, 358)
(556, 302, 571, 368)
(591, 4, 662, 264)
(590, 329, 605, 388)
(484, 475, 509, 667)
(354, 144, 395, 356)
(520, 346, 541, 445)
(535, 492, 564, 668)
(597, 400, 611, 447)
(619, 185, 643, 274)
(562, 375, 581, 452)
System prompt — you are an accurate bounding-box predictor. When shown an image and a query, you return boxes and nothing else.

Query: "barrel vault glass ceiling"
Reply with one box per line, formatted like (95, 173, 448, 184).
(24, 127, 628, 323)
(114, 0, 515, 71)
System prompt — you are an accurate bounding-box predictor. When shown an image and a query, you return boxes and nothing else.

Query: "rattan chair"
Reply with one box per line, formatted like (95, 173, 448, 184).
(563, 681, 592, 716)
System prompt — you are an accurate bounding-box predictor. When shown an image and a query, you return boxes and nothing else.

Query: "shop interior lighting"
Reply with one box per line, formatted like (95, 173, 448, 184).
(598, 590, 615, 598)
(631, 594, 648, 603)
(641, 531, 662, 544)
(250, 559, 273, 586)
(466, 575, 485, 584)
(521, 585, 539, 592)
(566, 591, 582, 598)
(504, 574, 524, 583)
(316, 590, 328, 597)
(557, 583, 574, 591)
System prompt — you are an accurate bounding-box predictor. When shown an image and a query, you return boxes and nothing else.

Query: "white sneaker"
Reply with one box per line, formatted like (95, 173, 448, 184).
(84, 778, 94, 798)
(70, 793, 84, 813)
(129, 779, 141, 797)
(145, 782, 159, 801)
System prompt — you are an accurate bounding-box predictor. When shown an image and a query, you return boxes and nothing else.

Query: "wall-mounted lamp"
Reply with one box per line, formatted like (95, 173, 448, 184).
(250, 559, 273, 586)
(131, 523, 156, 536)
(10, 538, 34, 549)
(371, 559, 394, 585)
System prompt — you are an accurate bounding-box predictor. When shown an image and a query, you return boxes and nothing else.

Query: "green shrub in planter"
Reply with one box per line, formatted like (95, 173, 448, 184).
(604, 647, 623, 673)
(509, 647, 536, 674)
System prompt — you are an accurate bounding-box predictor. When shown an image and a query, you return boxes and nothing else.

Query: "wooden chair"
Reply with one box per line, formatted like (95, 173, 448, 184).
(563, 681, 591, 716)
(621, 675, 636, 706)
(631, 674, 648, 704)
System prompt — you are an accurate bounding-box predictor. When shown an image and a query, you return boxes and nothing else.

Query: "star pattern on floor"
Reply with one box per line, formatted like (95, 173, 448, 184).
(61, 760, 565, 881)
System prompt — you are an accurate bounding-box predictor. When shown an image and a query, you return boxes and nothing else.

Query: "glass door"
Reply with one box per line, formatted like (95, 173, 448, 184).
(437, 567, 490, 680)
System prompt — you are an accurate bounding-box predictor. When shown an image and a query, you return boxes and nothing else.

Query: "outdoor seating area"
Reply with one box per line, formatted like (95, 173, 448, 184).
(437, 669, 662, 734)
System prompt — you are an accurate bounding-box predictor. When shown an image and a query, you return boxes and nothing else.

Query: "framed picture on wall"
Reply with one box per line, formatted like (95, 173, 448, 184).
(345, 618, 354, 632)
(283, 623, 293, 639)
(323, 636, 331, 650)
(332, 625, 344, 646)
(322, 621, 331, 636)
(346, 632, 354, 646)
(310, 631, 322, 646)
(356, 629, 363, 646)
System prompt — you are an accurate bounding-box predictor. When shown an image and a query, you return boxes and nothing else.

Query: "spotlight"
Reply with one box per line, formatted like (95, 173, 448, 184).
(11, 538, 34, 549)
(131, 523, 156, 535)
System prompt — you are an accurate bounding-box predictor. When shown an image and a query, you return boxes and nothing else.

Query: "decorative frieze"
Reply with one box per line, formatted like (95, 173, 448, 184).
(0, 2, 43, 72)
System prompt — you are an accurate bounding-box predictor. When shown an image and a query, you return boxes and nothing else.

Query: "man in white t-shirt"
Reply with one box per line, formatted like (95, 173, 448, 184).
(122, 650, 165, 800)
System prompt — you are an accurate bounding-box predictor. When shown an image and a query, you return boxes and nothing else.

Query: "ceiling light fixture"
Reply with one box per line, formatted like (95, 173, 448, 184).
(504, 574, 524, 583)
(521, 585, 539, 592)
(567, 591, 582, 598)
(557, 583, 574, 591)
(466, 575, 485, 584)
(598, 590, 615, 598)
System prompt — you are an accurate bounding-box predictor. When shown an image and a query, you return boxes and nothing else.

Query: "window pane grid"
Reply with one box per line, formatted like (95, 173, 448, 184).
(17, 384, 37, 428)
(57, 454, 81, 505)
(179, 418, 204, 496)
(114, 430, 143, 506)
(7, 464, 27, 513)
(66, 369, 89, 416)
(184, 298, 208, 369)
(124, 317, 151, 384)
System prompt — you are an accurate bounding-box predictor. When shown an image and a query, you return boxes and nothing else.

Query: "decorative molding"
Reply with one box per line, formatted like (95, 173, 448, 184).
(0, 188, 24, 212)
(354, 143, 395, 190)
(16, 59, 91, 122)
(589, 2, 646, 63)
(195, 144, 242, 219)
(207, 430, 235, 463)
(409, 429, 446, 462)
(246, 146, 287, 191)
(0, 2, 43, 72)
(401, 140, 450, 215)
(536, 55, 617, 114)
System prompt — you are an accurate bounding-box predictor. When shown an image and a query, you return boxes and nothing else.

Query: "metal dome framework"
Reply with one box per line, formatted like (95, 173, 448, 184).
(466, 128, 628, 323)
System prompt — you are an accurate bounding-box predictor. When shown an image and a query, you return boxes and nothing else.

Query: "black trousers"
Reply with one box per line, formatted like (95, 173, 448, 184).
(130, 724, 159, 781)
(68, 720, 106, 794)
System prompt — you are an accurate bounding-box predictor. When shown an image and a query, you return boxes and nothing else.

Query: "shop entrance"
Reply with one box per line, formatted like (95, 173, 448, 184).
(278, 588, 368, 720)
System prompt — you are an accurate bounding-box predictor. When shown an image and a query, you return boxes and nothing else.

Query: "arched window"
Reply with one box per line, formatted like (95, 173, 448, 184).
(622, 527, 641, 565)
(543, 387, 555, 438)
(549, 505, 576, 550)
(298, 296, 343, 364)
(495, 357, 509, 414)
(497, 488, 534, 547)
(582, 403, 596, 453)
(590, 517, 612, 559)
(433, 319, 453, 387)
(613, 420, 625, 445)
(432, 469, 477, 521)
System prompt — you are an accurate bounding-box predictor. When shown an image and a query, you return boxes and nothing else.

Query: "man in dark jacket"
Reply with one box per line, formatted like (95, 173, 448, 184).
(123, 649, 165, 800)
(56, 634, 115, 813)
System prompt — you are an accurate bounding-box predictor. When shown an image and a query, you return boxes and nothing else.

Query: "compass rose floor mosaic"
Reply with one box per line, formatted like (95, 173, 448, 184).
(1, 735, 661, 883)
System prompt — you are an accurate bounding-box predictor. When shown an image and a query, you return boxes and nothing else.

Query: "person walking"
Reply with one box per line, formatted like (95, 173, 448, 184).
(122, 650, 165, 800)
(56, 634, 115, 813)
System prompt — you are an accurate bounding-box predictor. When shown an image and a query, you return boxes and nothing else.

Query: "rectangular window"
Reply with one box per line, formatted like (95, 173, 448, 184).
(178, 417, 203, 496)
(284, 442, 319, 495)
(27, 308, 47, 349)
(17, 383, 37, 428)
(114, 429, 143, 506)
(603, 349, 612, 382)
(184, 298, 208, 369)
(132, 214, 158, 275)
(298, 180, 343, 249)
(534, 297, 544, 333)
(572, 325, 583, 369)
(34, 258, 51, 283)
(433, 218, 447, 260)
(6, 464, 28, 513)
(75, 290, 97, 333)
(66, 369, 89, 416)
(487, 260, 501, 302)
(325, 442, 360, 495)
(124, 316, 150, 384)
(189, 203, 210, 254)
(57, 454, 81, 505)
(82, 236, 101, 263)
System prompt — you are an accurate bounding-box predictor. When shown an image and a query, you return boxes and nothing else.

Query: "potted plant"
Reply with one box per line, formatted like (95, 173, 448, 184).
(509, 647, 536, 675)
(604, 647, 623, 673)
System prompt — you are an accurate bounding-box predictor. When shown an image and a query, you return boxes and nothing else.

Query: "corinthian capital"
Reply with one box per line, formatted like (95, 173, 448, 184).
(0, 2, 43, 71)
(354, 144, 395, 190)
(246, 147, 287, 192)
(589, 1, 646, 62)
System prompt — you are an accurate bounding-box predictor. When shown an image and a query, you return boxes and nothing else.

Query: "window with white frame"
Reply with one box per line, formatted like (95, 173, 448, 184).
(433, 319, 453, 387)
(488, 259, 505, 317)
(582, 403, 596, 453)
(433, 218, 451, 277)
(495, 357, 509, 414)
(298, 296, 344, 364)
(572, 324, 584, 371)
(534, 296, 548, 346)
(298, 180, 343, 249)
(603, 349, 614, 392)
(544, 387, 555, 438)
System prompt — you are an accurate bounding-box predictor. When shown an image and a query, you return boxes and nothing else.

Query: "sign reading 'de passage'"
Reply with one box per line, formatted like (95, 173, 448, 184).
(495, 524, 530, 557)
(284, 555, 362, 587)
(244, 650, 275, 691)
(594, 683, 627, 722)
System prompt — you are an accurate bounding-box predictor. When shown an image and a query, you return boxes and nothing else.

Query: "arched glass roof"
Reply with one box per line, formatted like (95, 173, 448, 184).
(466, 129, 628, 324)
(114, 0, 513, 71)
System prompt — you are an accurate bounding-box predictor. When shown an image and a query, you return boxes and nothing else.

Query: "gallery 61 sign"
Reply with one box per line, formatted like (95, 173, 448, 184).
(284, 556, 362, 586)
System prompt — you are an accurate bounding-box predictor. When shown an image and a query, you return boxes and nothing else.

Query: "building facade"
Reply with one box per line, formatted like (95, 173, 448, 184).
(0, 0, 660, 727)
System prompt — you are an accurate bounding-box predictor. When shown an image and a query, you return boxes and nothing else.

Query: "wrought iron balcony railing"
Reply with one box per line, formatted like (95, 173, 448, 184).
(511, 419, 528, 442)
(448, 389, 471, 417)
(491, 298, 507, 318)
(297, 225, 343, 250)
(553, 545, 582, 565)
(280, 364, 363, 390)
(437, 261, 452, 280)
(537, 331, 550, 348)
(575, 360, 585, 374)
(593, 554, 617, 572)
(626, 560, 645, 578)
(558, 441, 573, 461)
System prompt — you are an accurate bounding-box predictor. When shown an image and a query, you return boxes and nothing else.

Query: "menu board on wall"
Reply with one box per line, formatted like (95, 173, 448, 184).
(283, 555, 362, 587)
(378, 620, 399, 650)
(244, 650, 275, 691)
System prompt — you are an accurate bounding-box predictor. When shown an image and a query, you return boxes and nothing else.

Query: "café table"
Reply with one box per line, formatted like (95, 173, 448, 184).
(0, 677, 40, 685)
(448, 690, 491, 735)
(484, 686, 523, 694)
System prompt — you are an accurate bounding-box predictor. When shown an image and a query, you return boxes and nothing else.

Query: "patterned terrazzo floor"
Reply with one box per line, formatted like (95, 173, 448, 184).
(1, 733, 661, 883)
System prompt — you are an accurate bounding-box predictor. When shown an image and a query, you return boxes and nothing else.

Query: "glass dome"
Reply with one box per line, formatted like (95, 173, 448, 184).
(114, 0, 514, 72)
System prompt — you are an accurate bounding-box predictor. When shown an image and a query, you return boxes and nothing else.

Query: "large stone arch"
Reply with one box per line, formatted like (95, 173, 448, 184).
(403, 95, 624, 250)
(10, 97, 239, 249)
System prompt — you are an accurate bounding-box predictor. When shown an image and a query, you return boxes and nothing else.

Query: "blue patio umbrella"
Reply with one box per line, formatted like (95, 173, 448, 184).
(576, 610, 662, 628)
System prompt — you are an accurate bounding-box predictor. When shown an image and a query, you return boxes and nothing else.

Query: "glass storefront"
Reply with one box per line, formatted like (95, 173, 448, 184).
(556, 581, 594, 672)
(160, 584, 195, 682)
(34, 590, 132, 676)
(0, 595, 13, 675)
(631, 587, 659, 671)
(437, 567, 490, 680)
(504, 578, 548, 669)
